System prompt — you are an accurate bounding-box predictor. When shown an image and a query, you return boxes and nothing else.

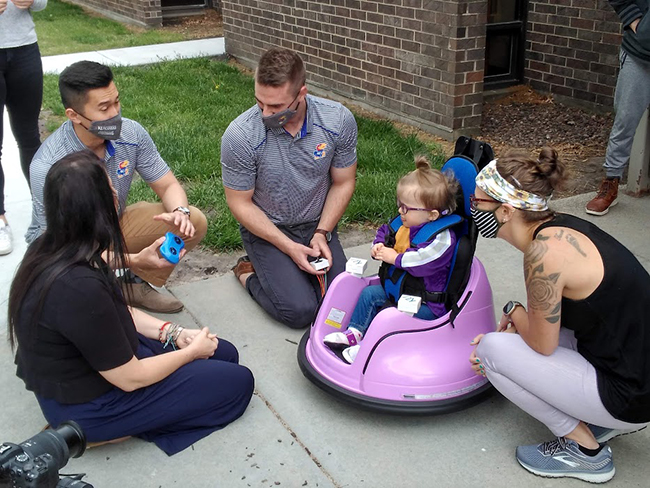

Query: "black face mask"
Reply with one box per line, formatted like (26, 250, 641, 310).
(78, 109, 122, 140)
(471, 205, 503, 239)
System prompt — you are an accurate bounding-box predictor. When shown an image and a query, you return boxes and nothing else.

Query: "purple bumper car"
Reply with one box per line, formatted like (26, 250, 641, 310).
(298, 155, 497, 414)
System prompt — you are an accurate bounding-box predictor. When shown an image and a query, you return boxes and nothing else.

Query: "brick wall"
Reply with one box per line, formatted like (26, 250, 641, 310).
(223, 0, 488, 140)
(70, 0, 163, 28)
(525, 0, 622, 108)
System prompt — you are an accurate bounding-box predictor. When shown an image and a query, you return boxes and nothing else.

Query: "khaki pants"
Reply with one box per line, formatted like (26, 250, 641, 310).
(120, 202, 207, 287)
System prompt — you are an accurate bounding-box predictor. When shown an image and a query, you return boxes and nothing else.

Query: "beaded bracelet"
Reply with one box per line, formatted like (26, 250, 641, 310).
(163, 323, 184, 350)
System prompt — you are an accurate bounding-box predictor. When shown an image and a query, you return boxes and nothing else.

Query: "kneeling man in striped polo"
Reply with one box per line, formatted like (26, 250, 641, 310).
(222, 47, 358, 328)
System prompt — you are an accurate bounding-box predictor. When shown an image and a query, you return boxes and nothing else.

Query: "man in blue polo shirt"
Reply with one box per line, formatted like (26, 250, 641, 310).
(222, 47, 358, 329)
(27, 61, 207, 313)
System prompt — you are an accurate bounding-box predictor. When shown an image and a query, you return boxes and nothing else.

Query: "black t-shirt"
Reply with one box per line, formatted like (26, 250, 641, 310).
(535, 214, 650, 423)
(14, 264, 139, 404)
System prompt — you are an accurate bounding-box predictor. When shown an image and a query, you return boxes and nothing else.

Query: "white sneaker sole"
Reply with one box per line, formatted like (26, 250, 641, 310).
(517, 458, 615, 484)
(585, 198, 618, 216)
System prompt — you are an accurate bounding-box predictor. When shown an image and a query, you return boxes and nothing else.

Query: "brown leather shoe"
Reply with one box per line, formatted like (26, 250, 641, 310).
(232, 255, 255, 280)
(586, 178, 619, 216)
(121, 281, 184, 313)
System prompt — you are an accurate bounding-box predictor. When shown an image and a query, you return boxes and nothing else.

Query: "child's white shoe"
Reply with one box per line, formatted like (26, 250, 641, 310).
(343, 345, 361, 364)
(323, 327, 362, 349)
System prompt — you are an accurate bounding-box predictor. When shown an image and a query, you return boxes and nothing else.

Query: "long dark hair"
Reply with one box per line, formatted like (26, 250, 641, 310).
(7, 150, 130, 349)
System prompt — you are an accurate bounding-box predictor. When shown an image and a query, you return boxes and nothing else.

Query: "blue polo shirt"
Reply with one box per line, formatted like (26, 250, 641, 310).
(221, 95, 358, 225)
(26, 118, 170, 243)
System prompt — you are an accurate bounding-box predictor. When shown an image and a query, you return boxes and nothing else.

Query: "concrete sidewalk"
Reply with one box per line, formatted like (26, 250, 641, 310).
(41, 38, 226, 74)
(2, 42, 650, 488)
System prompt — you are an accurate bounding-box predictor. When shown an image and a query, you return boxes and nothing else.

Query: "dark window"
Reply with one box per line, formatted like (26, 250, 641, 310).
(485, 0, 528, 88)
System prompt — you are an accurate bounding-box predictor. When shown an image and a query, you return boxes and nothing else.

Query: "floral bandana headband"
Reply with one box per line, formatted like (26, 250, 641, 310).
(475, 160, 549, 212)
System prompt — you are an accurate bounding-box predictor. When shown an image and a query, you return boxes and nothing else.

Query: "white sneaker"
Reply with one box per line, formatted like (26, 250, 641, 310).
(0, 220, 13, 255)
(342, 344, 361, 364)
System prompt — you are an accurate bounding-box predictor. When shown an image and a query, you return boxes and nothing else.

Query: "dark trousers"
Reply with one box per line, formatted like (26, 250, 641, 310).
(37, 335, 255, 456)
(0, 42, 43, 215)
(241, 221, 346, 329)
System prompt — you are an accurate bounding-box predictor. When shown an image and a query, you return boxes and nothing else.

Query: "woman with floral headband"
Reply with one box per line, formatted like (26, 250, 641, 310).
(468, 147, 650, 483)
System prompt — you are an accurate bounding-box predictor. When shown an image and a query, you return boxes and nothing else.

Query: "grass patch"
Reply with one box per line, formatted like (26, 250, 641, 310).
(33, 0, 190, 56)
(42, 58, 443, 250)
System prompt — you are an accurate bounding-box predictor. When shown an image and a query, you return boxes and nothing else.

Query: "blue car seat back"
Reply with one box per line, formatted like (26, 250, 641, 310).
(439, 152, 481, 322)
(441, 155, 479, 238)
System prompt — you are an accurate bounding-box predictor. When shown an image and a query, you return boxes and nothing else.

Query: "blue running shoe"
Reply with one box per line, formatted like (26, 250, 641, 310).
(587, 424, 647, 443)
(516, 437, 614, 483)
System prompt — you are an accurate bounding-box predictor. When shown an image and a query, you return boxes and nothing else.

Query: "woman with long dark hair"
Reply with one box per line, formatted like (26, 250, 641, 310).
(8, 150, 254, 456)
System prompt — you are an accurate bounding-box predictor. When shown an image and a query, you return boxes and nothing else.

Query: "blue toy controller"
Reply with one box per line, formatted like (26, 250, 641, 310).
(159, 232, 185, 264)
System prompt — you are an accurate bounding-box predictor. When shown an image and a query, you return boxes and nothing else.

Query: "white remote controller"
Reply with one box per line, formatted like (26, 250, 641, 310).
(310, 257, 330, 271)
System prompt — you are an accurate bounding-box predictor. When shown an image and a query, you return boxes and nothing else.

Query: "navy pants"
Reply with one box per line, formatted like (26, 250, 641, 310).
(0, 42, 43, 215)
(37, 335, 254, 456)
(241, 220, 346, 329)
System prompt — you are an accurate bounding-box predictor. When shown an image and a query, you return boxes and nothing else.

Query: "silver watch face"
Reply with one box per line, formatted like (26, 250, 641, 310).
(175, 206, 190, 216)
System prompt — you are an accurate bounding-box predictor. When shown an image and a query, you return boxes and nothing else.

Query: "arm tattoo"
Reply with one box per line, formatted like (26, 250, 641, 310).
(554, 229, 564, 240)
(523, 237, 548, 282)
(528, 268, 560, 313)
(546, 302, 562, 324)
(524, 235, 562, 323)
(565, 234, 587, 257)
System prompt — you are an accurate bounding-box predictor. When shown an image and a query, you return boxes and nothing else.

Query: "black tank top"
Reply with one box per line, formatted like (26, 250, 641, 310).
(534, 214, 650, 423)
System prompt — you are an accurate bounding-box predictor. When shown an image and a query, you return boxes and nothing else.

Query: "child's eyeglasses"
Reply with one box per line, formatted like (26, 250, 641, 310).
(469, 194, 500, 210)
(397, 200, 435, 215)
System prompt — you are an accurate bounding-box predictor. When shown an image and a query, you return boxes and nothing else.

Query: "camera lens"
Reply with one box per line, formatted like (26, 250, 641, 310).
(171, 248, 177, 255)
(174, 236, 181, 244)
(55, 421, 86, 459)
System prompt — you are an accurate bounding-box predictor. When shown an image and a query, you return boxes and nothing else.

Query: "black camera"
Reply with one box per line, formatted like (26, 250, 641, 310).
(0, 421, 92, 487)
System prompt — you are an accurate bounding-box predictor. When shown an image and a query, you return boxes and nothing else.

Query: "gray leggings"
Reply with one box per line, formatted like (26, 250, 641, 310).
(476, 328, 648, 437)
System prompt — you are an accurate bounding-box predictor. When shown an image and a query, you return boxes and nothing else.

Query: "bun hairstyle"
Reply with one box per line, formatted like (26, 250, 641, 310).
(497, 146, 566, 222)
(398, 155, 459, 214)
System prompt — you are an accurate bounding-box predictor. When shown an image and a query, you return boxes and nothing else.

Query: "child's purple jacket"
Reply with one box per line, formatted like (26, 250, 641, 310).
(374, 220, 457, 317)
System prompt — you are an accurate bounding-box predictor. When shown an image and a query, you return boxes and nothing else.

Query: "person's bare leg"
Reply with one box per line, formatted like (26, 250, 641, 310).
(565, 421, 599, 449)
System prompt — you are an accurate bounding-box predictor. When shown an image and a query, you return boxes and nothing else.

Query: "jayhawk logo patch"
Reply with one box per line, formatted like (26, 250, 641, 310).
(314, 143, 327, 160)
(117, 160, 130, 178)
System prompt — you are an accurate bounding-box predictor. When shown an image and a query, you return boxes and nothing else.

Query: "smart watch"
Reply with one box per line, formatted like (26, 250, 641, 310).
(503, 300, 524, 316)
(173, 206, 191, 217)
(314, 228, 332, 242)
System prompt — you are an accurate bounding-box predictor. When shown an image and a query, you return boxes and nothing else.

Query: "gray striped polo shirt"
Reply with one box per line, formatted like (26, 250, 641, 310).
(26, 118, 170, 243)
(221, 94, 358, 225)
